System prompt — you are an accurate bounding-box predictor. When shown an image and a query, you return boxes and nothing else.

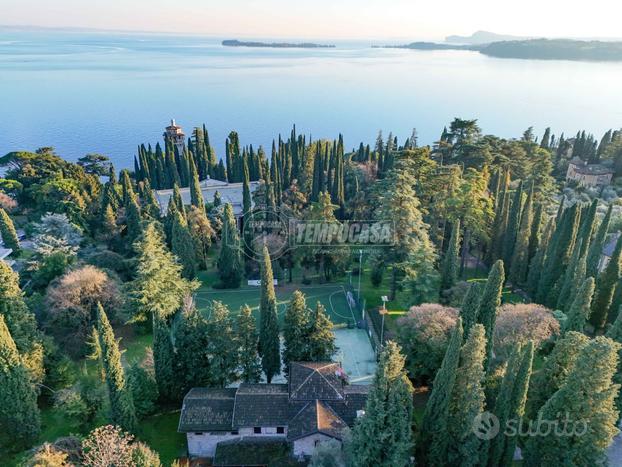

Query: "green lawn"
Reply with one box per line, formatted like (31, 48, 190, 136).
(136, 410, 186, 465)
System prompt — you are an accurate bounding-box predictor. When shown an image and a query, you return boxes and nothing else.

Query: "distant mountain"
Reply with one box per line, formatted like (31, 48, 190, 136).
(445, 30, 532, 45)
(222, 39, 335, 49)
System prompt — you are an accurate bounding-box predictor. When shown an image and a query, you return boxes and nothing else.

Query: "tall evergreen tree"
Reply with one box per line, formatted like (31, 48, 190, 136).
(441, 219, 461, 291)
(130, 223, 197, 322)
(418, 319, 464, 466)
(586, 204, 612, 279)
(502, 181, 524, 271)
(591, 233, 622, 329)
(282, 290, 310, 372)
(556, 238, 585, 311)
(206, 301, 239, 387)
(258, 246, 280, 382)
(477, 260, 505, 366)
(0, 315, 40, 451)
(488, 341, 534, 467)
(236, 305, 261, 383)
(188, 156, 205, 211)
(509, 184, 533, 285)
(171, 210, 197, 279)
(97, 304, 137, 432)
(526, 218, 554, 297)
(307, 302, 337, 362)
(448, 324, 487, 467)
(564, 277, 595, 334)
(460, 282, 483, 340)
(0, 207, 20, 254)
(523, 337, 620, 466)
(525, 331, 589, 420)
(217, 204, 243, 288)
(347, 341, 414, 467)
(152, 314, 177, 400)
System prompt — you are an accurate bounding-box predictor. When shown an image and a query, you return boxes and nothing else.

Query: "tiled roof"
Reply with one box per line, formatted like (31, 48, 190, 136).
(569, 158, 614, 176)
(232, 384, 293, 428)
(289, 362, 345, 401)
(287, 400, 348, 441)
(178, 388, 236, 432)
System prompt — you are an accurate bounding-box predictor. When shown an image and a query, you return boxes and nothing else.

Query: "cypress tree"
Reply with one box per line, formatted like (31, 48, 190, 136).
(258, 246, 280, 382)
(171, 210, 197, 280)
(523, 337, 620, 466)
(564, 277, 595, 334)
(502, 181, 523, 270)
(0, 315, 40, 451)
(591, 233, 622, 330)
(188, 156, 205, 211)
(97, 304, 137, 432)
(525, 331, 589, 420)
(577, 199, 598, 257)
(448, 324, 487, 467)
(460, 282, 483, 340)
(0, 208, 20, 254)
(187, 206, 213, 271)
(152, 314, 177, 400)
(509, 184, 533, 286)
(586, 204, 612, 278)
(347, 341, 414, 467)
(217, 204, 243, 288)
(205, 301, 239, 387)
(174, 302, 211, 396)
(125, 196, 143, 245)
(556, 239, 585, 311)
(477, 260, 505, 366)
(418, 319, 463, 466)
(527, 203, 543, 266)
(488, 341, 534, 467)
(282, 290, 310, 372)
(441, 219, 461, 291)
(236, 305, 261, 383)
(307, 302, 337, 362)
(526, 218, 554, 297)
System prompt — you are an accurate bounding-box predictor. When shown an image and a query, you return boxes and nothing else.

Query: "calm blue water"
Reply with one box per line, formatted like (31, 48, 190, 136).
(1, 29, 622, 169)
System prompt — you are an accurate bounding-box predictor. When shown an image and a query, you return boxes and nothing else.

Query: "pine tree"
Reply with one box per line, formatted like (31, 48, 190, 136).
(171, 209, 197, 279)
(441, 219, 461, 291)
(125, 196, 143, 245)
(509, 184, 533, 285)
(460, 282, 483, 341)
(130, 223, 197, 322)
(477, 260, 505, 366)
(488, 341, 534, 467)
(282, 290, 310, 372)
(523, 337, 620, 466)
(564, 277, 595, 334)
(152, 314, 177, 400)
(258, 246, 280, 382)
(418, 319, 463, 466)
(525, 331, 589, 420)
(587, 204, 612, 278)
(307, 302, 337, 362)
(448, 324, 487, 467)
(0, 207, 20, 254)
(591, 233, 622, 329)
(347, 341, 414, 467)
(236, 305, 261, 383)
(217, 204, 243, 288)
(0, 315, 40, 451)
(97, 304, 137, 432)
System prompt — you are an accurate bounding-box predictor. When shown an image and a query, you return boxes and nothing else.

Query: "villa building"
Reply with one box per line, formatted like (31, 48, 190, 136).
(178, 362, 369, 464)
(566, 158, 614, 188)
(163, 119, 186, 155)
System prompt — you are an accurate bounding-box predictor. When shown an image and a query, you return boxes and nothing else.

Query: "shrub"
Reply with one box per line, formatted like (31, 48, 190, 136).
(396, 304, 459, 384)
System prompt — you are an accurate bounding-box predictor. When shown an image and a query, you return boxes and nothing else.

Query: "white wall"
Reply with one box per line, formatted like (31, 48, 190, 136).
(186, 432, 239, 458)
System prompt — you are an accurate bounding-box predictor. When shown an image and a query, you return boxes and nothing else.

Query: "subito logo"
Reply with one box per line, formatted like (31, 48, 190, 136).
(472, 412, 500, 440)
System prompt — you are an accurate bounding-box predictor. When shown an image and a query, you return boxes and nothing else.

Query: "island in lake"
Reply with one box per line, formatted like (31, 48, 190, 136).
(222, 39, 335, 49)
(379, 38, 622, 62)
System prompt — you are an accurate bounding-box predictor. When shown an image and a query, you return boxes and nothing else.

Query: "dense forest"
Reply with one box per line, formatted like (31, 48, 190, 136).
(2, 118, 622, 465)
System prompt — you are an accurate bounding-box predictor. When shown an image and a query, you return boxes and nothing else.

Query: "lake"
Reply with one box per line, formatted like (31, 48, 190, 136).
(1, 29, 621, 169)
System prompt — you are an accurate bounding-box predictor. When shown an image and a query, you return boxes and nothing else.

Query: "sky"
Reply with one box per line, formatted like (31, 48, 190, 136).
(1, 0, 622, 41)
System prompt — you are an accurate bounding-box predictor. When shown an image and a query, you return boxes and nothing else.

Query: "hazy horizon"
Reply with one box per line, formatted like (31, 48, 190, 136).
(2, 0, 622, 41)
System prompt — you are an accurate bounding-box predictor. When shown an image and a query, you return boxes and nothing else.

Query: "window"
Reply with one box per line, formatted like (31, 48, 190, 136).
(231, 430, 239, 435)
(277, 427, 285, 434)
(194, 432, 203, 436)
(254, 427, 262, 434)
